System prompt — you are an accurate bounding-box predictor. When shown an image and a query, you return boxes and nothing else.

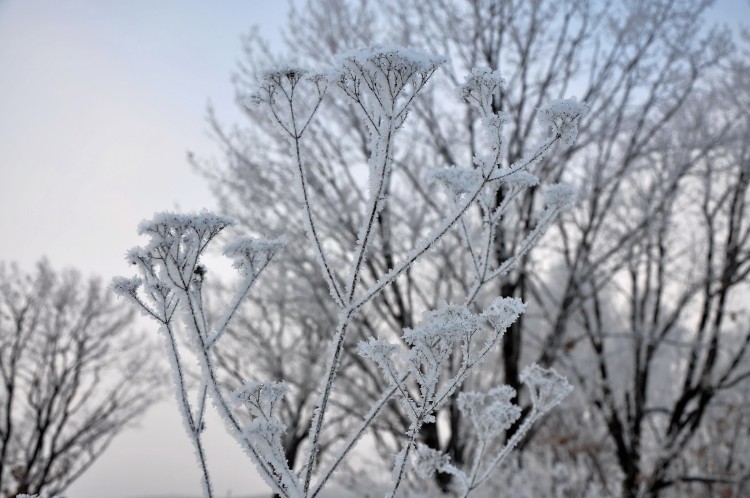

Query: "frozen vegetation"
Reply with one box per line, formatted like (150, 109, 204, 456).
(115, 46, 584, 498)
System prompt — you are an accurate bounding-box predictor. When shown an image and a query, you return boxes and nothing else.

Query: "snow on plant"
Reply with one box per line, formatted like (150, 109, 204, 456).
(15, 495, 66, 498)
(115, 46, 585, 498)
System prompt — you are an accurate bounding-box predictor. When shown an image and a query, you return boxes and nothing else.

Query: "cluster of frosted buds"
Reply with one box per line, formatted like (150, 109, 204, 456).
(458, 67, 510, 174)
(332, 46, 446, 128)
(250, 65, 327, 138)
(543, 183, 578, 210)
(224, 237, 285, 277)
(250, 65, 310, 106)
(134, 212, 236, 289)
(401, 306, 483, 413)
(481, 297, 527, 332)
(138, 212, 235, 252)
(431, 166, 483, 200)
(232, 381, 302, 496)
(500, 169, 540, 188)
(111, 275, 143, 298)
(232, 380, 288, 420)
(232, 380, 289, 450)
(538, 98, 589, 146)
(456, 66, 505, 113)
(16, 495, 66, 498)
(458, 386, 523, 441)
(521, 363, 574, 413)
(359, 298, 527, 429)
(413, 443, 457, 480)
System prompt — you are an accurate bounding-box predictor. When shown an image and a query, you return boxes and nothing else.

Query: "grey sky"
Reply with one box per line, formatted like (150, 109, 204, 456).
(0, 0, 748, 497)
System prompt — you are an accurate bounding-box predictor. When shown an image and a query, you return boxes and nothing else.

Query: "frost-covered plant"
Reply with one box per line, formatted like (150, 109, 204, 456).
(116, 46, 585, 497)
(15, 495, 66, 498)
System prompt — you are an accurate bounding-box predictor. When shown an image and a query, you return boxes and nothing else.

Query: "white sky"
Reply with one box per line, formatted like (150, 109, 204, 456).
(0, 1, 748, 497)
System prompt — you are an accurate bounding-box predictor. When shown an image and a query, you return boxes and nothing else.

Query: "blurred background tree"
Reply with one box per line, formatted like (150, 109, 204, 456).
(0, 261, 160, 498)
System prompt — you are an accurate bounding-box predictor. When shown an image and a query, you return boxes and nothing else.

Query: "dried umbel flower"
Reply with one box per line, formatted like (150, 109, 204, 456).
(521, 363, 574, 413)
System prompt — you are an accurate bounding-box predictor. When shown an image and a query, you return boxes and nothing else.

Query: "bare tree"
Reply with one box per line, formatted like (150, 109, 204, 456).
(546, 59, 750, 498)
(193, 0, 749, 495)
(0, 261, 159, 498)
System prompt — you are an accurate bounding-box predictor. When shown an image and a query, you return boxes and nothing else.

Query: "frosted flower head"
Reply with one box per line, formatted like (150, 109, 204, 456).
(481, 297, 527, 332)
(224, 237, 285, 275)
(332, 46, 446, 118)
(431, 166, 482, 196)
(414, 444, 452, 479)
(543, 183, 578, 209)
(357, 337, 399, 363)
(16, 495, 67, 498)
(249, 64, 329, 116)
(538, 98, 589, 146)
(457, 66, 505, 106)
(520, 363, 573, 413)
(503, 170, 539, 188)
(250, 64, 310, 105)
(334, 46, 446, 84)
(232, 380, 288, 418)
(125, 246, 150, 266)
(403, 304, 480, 346)
(138, 211, 235, 256)
(146, 280, 172, 298)
(111, 276, 142, 297)
(260, 65, 309, 84)
(244, 417, 286, 441)
(138, 211, 235, 239)
(458, 386, 522, 440)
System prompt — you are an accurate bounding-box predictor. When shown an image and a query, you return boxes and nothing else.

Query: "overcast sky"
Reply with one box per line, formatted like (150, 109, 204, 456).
(1, 1, 748, 497)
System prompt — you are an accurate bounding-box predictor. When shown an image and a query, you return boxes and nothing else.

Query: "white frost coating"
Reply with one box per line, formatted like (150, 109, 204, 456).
(332, 45, 447, 91)
(537, 98, 589, 145)
(543, 183, 578, 209)
(138, 211, 236, 239)
(520, 363, 574, 413)
(249, 63, 328, 140)
(357, 337, 400, 365)
(232, 380, 288, 415)
(224, 236, 285, 274)
(456, 66, 505, 106)
(431, 166, 483, 196)
(16, 495, 66, 498)
(111, 275, 142, 296)
(403, 305, 481, 347)
(458, 386, 522, 440)
(502, 169, 540, 188)
(480, 296, 527, 332)
(413, 444, 454, 479)
(232, 381, 303, 497)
